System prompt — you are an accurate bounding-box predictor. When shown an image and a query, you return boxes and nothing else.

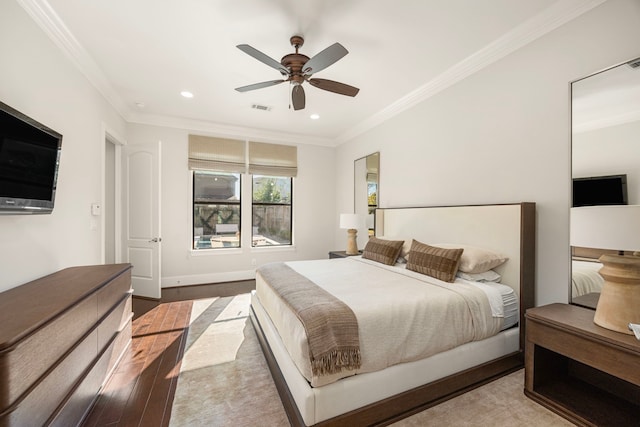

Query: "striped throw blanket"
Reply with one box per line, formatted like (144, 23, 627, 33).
(257, 262, 361, 376)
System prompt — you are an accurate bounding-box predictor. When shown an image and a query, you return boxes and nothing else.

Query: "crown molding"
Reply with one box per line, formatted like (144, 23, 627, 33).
(17, 0, 130, 120)
(20, 0, 606, 147)
(336, 0, 607, 144)
(127, 112, 336, 147)
(573, 109, 640, 134)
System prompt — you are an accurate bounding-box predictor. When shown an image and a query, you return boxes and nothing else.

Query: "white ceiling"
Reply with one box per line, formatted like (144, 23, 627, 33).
(22, 0, 605, 145)
(572, 58, 640, 133)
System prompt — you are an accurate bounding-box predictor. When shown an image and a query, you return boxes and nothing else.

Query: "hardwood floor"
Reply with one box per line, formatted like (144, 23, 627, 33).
(80, 280, 255, 427)
(81, 299, 192, 427)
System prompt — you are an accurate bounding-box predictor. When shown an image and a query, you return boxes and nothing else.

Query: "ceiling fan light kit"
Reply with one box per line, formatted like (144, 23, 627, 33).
(235, 36, 359, 111)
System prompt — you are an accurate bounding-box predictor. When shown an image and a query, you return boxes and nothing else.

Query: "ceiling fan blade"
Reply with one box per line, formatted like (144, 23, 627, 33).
(302, 43, 348, 75)
(308, 78, 359, 97)
(235, 79, 286, 92)
(237, 44, 290, 75)
(292, 85, 305, 110)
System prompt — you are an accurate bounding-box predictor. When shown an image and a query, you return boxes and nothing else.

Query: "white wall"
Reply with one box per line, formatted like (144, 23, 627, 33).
(335, 0, 640, 306)
(573, 119, 640, 204)
(0, 1, 126, 292)
(125, 123, 336, 287)
(3, 0, 639, 304)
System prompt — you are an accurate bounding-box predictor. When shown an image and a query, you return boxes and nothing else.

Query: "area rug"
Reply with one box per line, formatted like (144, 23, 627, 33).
(169, 294, 571, 427)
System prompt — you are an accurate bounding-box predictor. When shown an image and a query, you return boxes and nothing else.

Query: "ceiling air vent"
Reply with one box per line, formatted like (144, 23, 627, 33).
(627, 57, 640, 69)
(251, 104, 272, 111)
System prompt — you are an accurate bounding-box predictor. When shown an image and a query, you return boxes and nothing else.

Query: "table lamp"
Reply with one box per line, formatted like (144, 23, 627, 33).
(340, 213, 363, 255)
(570, 205, 640, 334)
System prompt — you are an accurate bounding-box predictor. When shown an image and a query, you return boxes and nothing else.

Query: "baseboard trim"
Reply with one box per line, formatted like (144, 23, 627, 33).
(161, 280, 255, 302)
(161, 269, 256, 288)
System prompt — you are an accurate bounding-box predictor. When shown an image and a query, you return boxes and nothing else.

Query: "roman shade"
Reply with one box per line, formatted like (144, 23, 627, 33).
(249, 141, 297, 177)
(188, 134, 246, 173)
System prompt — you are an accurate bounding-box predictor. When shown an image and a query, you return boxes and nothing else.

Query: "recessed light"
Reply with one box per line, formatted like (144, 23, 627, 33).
(310, 114, 320, 120)
(180, 91, 194, 98)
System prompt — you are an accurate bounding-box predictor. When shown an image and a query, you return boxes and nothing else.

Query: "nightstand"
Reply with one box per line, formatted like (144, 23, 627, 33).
(525, 303, 640, 426)
(328, 250, 362, 259)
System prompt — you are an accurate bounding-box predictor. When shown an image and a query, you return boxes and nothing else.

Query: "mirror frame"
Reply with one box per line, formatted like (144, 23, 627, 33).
(354, 152, 379, 238)
(569, 55, 640, 307)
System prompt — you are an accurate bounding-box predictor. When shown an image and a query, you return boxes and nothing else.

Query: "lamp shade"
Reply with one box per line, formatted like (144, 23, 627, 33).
(340, 213, 363, 230)
(570, 205, 640, 251)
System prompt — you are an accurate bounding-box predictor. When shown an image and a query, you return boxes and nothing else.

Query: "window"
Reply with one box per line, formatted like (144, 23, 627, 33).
(252, 175, 292, 246)
(189, 134, 297, 250)
(193, 171, 241, 249)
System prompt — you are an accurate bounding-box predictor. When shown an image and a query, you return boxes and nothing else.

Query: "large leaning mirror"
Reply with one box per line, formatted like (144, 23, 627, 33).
(570, 56, 640, 309)
(355, 152, 379, 247)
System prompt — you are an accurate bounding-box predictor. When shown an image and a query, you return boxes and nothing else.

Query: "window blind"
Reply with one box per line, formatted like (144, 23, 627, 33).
(188, 134, 246, 173)
(248, 141, 297, 177)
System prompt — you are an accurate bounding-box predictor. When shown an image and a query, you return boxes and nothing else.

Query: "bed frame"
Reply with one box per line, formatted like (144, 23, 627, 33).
(250, 203, 536, 426)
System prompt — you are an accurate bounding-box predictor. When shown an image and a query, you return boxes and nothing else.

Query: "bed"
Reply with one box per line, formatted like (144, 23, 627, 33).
(250, 203, 535, 426)
(571, 259, 604, 298)
(570, 246, 614, 299)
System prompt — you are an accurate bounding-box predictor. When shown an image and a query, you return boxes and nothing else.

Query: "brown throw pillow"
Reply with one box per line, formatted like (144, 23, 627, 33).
(362, 237, 404, 265)
(406, 240, 463, 283)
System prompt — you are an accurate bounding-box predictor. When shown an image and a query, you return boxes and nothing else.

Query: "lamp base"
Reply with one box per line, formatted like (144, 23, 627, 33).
(594, 254, 640, 334)
(345, 229, 359, 255)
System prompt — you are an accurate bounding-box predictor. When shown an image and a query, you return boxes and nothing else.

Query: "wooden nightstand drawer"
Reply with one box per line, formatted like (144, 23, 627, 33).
(525, 303, 640, 426)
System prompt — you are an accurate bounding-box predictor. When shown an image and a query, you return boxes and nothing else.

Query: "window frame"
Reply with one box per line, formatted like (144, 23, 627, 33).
(251, 175, 293, 247)
(192, 170, 242, 250)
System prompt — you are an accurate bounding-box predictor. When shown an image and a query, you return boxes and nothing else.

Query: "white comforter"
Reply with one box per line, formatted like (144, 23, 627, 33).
(572, 259, 604, 297)
(255, 257, 502, 387)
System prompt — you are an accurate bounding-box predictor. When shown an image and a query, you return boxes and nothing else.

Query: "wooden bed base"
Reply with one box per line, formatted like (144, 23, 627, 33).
(251, 307, 522, 427)
(251, 202, 536, 426)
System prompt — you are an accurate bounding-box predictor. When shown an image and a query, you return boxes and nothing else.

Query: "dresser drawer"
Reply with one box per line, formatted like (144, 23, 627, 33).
(0, 294, 97, 412)
(0, 329, 98, 427)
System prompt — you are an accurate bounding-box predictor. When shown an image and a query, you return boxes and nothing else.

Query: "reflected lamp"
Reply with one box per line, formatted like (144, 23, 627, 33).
(571, 205, 640, 334)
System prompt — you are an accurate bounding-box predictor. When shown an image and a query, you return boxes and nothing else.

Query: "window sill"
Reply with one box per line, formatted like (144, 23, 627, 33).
(250, 245, 296, 254)
(189, 245, 296, 256)
(189, 247, 243, 256)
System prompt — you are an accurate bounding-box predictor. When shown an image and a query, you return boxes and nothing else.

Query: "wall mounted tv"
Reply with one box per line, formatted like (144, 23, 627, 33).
(572, 174, 628, 207)
(0, 101, 62, 214)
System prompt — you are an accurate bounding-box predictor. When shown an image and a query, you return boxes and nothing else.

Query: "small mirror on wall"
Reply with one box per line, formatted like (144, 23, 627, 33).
(354, 152, 379, 247)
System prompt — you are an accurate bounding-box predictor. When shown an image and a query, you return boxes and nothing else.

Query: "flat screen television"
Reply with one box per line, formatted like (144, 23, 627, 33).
(0, 101, 62, 214)
(572, 174, 628, 207)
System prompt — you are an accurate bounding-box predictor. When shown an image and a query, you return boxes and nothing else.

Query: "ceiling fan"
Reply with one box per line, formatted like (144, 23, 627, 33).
(235, 36, 359, 111)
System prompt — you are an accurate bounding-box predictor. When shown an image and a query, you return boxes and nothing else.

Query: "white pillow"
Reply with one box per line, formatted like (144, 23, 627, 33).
(456, 270, 501, 282)
(433, 244, 508, 274)
(377, 235, 411, 258)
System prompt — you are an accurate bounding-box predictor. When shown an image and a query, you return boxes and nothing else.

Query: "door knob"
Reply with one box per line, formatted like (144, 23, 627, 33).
(149, 237, 162, 243)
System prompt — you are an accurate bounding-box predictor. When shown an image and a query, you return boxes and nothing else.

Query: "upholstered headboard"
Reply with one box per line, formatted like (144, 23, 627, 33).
(375, 203, 536, 344)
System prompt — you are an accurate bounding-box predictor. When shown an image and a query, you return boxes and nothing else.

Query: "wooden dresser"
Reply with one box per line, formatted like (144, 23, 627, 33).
(0, 264, 133, 427)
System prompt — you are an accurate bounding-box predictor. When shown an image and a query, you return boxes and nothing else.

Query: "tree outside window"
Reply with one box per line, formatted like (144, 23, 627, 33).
(252, 175, 292, 246)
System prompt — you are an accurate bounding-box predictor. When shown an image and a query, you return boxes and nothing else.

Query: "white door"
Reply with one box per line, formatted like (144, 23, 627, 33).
(124, 141, 161, 299)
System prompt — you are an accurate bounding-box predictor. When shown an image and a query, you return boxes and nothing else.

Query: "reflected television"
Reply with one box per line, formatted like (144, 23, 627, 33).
(572, 174, 628, 207)
(0, 101, 62, 214)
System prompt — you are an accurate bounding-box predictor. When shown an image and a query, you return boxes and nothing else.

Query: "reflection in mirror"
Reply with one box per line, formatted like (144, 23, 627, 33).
(354, 152, 379, 247)
(570, 56, 640, 308)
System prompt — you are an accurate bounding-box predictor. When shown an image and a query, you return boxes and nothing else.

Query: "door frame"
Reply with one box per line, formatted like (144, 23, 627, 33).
(101, 123, 125, 264)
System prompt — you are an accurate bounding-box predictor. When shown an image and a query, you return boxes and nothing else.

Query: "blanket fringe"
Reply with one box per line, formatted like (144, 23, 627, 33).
(311, 348, 362, 376)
